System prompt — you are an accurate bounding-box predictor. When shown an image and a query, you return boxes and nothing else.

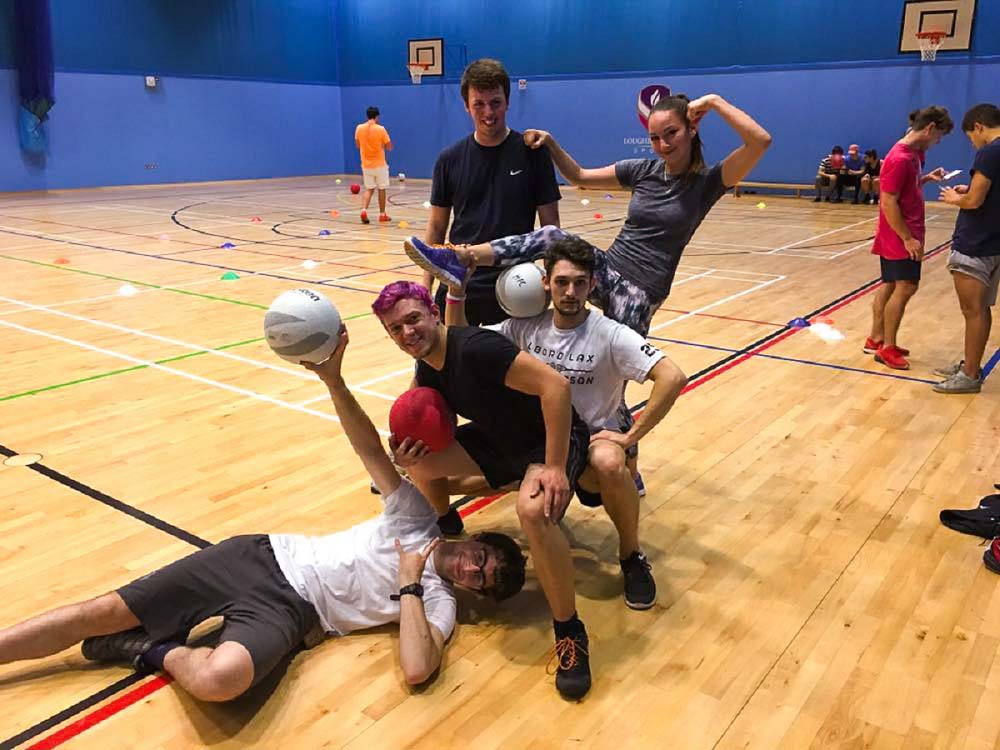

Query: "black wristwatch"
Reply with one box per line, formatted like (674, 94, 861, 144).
(390, 583, 424, 601)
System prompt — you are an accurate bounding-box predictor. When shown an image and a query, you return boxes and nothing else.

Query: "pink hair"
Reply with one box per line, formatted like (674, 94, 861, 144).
(372, 281, 435, 319)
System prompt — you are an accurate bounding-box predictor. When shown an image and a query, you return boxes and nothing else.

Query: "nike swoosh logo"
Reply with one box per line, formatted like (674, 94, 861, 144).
(509, 170, 523, 176)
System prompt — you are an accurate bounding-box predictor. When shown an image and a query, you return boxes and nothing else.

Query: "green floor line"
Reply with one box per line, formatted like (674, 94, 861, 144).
(0, 252, 377, 319)
(0, 338, 266, 402)
(1, 314, 368, 403)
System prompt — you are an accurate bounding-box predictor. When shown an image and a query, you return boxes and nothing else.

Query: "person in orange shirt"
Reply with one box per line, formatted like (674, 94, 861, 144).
(354, 106, 393, 223)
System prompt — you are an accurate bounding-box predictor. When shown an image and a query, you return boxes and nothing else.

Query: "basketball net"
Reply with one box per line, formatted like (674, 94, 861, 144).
(916, 31, 946, 62)
(407, 63, 429, 84)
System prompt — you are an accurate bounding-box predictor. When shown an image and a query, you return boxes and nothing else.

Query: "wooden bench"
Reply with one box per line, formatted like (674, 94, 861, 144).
(733, 181, 815, 199)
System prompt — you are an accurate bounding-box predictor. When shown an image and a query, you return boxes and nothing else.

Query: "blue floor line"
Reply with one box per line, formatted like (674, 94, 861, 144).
(647, 335, 937, 385)
(982, 347, 1000, 382)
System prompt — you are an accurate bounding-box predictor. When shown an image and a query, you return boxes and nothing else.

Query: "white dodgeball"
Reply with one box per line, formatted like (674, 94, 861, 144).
(264, 288, 342, 364)
(495, 263, 550, 318)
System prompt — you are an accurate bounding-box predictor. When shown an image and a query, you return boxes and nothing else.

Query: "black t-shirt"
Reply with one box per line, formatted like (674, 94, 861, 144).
(953, 139, 1000, 257)
(415, 327, 546, 448)
(430, 130, 561, 324)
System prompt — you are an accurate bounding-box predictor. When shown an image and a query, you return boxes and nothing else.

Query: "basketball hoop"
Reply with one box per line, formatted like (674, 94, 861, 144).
(916, 31, 947, 62)
(407, 63, 430, 85)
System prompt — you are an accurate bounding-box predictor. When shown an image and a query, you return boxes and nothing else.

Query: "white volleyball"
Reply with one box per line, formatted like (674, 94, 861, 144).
(264, 288, 342, 364)
(496, 263, 549, 318)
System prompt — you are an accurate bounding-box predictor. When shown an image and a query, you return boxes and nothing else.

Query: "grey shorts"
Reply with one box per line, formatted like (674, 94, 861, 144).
(118, 535, 319, 685)
(948, 249, 1000, 305)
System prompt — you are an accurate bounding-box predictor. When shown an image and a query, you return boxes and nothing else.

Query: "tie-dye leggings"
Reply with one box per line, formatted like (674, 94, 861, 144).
(489, 225, 662, 337)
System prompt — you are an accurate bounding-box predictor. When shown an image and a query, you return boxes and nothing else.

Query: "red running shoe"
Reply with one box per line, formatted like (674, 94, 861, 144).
(379, 213, 391, 222)
(864, 338, 909, 356)
(360, 210, 370, 224)
(874, 344, 910, 370)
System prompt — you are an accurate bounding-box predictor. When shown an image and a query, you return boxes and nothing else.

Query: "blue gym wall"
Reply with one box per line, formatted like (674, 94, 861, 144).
(2, 1, 1000, 192)
(0, 0, 343, 191)
(338, 0, 1000, 187)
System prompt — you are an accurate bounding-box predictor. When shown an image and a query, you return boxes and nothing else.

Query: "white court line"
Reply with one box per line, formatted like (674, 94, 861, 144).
(765, 216, 876, 255)
(355, 366, 415, 388)
(672, 270, 715, 286)
(688, 240, 775, 251)
(0, 318, 400, 434)
(828, 239, 872, 259)
(648, 276, 786, 333)
(0, 295, 397, 415)
(682, 264, 784, 279)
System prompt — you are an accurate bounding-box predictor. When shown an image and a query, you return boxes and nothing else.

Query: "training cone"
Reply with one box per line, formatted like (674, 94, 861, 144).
(788, 317, 810, 328)
(581, 198, 590, 206)
(756, 202, 767, 209)
(220, 271, 240, 281)
(593, 213, 603, 219)
(251, 216, 262, 223)
(335, 178, 342, 185)
(318, 229, 330, 236)
(329, 210, 340, 218)
(118, 284, 137, 297)
(159, 233, 170, 241)
(54, 257, 70, 264)
(422, 201, 431, 209)
(302, 260, 318, 269)
(604, 193, 614, 199)
(399, 221, 410, 228)
(220, 242, 235, 249)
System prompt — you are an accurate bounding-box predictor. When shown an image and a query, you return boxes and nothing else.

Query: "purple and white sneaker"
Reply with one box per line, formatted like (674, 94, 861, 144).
(404, 237, 468, 288)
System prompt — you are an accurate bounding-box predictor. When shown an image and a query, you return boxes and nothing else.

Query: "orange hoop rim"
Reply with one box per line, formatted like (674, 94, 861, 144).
(407, 62, 431, 84)
(915, 30, 947, 40)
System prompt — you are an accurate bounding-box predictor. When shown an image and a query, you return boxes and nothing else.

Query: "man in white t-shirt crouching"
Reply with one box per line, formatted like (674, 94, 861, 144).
(0, 330, 525, 702)
(443, 236, 687, 609)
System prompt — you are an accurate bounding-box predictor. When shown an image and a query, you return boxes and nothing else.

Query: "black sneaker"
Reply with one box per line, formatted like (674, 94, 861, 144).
(81, 627, 157, 673)
(621, 551, 657, 610)
(437, 507, 464, 536)
(548, 627, 591, 700)
(984, 539, 1000, 575)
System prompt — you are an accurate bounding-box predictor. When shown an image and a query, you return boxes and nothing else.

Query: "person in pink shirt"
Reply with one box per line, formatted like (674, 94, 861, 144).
(865, 106, 953, 370)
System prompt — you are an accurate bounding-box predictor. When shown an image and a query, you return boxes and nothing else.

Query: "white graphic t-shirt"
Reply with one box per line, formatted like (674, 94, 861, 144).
(491, 310, 664, 430)
(269, 480, 456, 639)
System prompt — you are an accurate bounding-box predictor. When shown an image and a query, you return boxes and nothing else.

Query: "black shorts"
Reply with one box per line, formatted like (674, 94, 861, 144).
(574, 427, 639, 508)
(879, 257, 922, 283)
(456, 412, 590, 491)
(118, 535, 319, 685)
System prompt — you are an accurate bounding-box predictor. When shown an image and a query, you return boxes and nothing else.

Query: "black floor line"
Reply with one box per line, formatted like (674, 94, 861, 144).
(0, 673, 145, 750)
(0, 443, 211, 550)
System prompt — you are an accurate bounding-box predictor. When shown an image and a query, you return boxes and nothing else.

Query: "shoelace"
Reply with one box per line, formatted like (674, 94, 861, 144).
(546, 635, 589, 675)
(622, 553, 651, 574)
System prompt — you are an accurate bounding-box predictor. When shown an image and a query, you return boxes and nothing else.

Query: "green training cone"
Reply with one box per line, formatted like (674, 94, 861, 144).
(220, 271, 240, 280)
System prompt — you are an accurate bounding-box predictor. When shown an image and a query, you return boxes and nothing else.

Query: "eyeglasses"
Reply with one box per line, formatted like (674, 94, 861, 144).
(471, 547, 488, 589)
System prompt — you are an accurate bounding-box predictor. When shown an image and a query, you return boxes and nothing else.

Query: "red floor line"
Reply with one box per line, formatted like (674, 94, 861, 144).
(26, 676, 173, 750)
(24, 241, 953, 749)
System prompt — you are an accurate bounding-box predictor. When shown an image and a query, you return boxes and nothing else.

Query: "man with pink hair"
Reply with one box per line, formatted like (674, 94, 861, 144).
(373, 280, 595, 701)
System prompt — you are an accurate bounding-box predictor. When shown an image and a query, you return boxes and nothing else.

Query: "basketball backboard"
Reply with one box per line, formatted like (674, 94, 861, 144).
(407, 38, 443, 76)
(899, 0, 976, 53)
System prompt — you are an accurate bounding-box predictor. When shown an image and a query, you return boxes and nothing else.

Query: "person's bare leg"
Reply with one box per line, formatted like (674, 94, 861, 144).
(584, 442, 640, 559)
(162, 641, 254, 702)
(515, 465, 576, 620)
(405, 441, 484, 516)
(883, 280, 919, 348)
(870, 282, 894, 342)
(362, 188, 374, 211)
(377, 188, 387, 214)
(0, 593, 139, 664)
(953, 272, 991, 379)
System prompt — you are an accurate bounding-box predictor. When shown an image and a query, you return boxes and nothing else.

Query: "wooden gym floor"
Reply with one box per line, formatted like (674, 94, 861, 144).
(0, 176, 998, 749)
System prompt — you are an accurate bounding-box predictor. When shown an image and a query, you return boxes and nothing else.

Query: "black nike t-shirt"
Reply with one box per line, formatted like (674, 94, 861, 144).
(415, 327, 546, 448)
(430, 130, 561, 324)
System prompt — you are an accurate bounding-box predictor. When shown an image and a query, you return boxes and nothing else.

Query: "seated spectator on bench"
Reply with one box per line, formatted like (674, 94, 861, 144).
(860, 149, 882, 205)
(815, 145, 846, 203)
(842, 144, 865, 203)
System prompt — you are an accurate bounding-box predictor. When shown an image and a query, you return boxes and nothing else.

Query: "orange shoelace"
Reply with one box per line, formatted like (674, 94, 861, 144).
(546, 635, 589, 675)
